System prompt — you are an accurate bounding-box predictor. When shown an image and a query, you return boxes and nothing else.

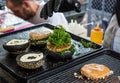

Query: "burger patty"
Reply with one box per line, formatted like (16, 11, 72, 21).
(81, 63, 113, 80)
(47, 43, 72, 52)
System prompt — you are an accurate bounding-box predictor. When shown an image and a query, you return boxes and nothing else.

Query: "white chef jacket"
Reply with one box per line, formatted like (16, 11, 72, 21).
(28, 1, 68, 27)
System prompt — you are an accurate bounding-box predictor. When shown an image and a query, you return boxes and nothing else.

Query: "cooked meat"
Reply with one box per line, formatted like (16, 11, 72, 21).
(81, 63, 113, 80)
(47, 43, 72, 52)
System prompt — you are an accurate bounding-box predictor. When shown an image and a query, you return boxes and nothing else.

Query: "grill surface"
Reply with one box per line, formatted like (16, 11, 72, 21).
(35, 50, 120, 83)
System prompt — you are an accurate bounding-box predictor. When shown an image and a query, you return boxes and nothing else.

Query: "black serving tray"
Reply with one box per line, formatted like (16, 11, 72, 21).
(36, 49, 120, 83)
(0, 23, 102, 83)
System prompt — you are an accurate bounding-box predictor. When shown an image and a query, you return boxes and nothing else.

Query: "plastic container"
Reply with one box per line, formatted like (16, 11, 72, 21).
(90, 24, 103, 44)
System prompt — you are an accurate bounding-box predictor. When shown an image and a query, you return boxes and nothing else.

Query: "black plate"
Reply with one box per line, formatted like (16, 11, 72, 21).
(0, 23, 102, 83)
(36, 49, 120, 83)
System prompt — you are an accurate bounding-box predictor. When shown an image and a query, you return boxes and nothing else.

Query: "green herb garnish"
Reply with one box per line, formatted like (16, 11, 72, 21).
(48, 25, 72, 47)
(80, 39, 97, 49)
(57, 61, 65, 65)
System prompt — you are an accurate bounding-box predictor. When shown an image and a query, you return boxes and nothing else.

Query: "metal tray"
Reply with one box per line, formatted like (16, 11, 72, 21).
(0, 23, 102, 83)
(36, 49, 120, 83)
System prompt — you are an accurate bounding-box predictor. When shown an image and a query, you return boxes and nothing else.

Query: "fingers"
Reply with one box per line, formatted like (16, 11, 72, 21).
(40, 4, 48, 19)
(47, 0, 54, 17)
(40, 0, 55, 19)
(54, 0, 62, 12)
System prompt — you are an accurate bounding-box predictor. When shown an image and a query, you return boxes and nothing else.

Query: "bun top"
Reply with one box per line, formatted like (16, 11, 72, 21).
(29, 30, 51, 40)
(81, 63, 112, 80)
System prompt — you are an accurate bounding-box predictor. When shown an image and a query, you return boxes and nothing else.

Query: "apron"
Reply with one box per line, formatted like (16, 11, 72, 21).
(113, 27, 120, 53)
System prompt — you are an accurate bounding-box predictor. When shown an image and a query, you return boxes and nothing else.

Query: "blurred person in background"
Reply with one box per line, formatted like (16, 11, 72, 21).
(103, 0, 120, 53)
(6, 0, 68, 27)
(41, 0, 120, 53)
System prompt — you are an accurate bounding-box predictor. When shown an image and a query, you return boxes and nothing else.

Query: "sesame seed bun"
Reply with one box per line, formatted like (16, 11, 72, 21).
(29, 30, 50, 40)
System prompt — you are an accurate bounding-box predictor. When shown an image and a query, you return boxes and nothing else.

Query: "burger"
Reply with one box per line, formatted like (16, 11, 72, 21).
(29, 30, 51, 49)
(46, 25, 75, 60)
(80, 63, 113, 81)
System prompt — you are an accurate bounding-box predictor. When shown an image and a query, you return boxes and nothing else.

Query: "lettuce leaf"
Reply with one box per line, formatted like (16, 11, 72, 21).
(48, 25, 72, 47)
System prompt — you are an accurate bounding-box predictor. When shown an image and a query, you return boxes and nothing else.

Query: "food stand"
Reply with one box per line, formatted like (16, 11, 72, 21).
(0, 0, 120, 83)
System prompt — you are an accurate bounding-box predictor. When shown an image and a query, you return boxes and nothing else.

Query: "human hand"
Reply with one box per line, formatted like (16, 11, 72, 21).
(40, 0, 81, 19)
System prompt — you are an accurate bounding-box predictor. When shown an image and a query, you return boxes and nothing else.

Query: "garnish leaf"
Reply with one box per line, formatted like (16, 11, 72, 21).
(48, 25, 72, 47)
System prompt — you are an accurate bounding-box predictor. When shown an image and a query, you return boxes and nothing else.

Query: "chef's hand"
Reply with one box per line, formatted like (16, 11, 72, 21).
(40, 0, 81, 19)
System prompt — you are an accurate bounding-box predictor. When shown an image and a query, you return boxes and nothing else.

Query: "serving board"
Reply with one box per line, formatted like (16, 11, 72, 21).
(0, 23, 102, 83)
